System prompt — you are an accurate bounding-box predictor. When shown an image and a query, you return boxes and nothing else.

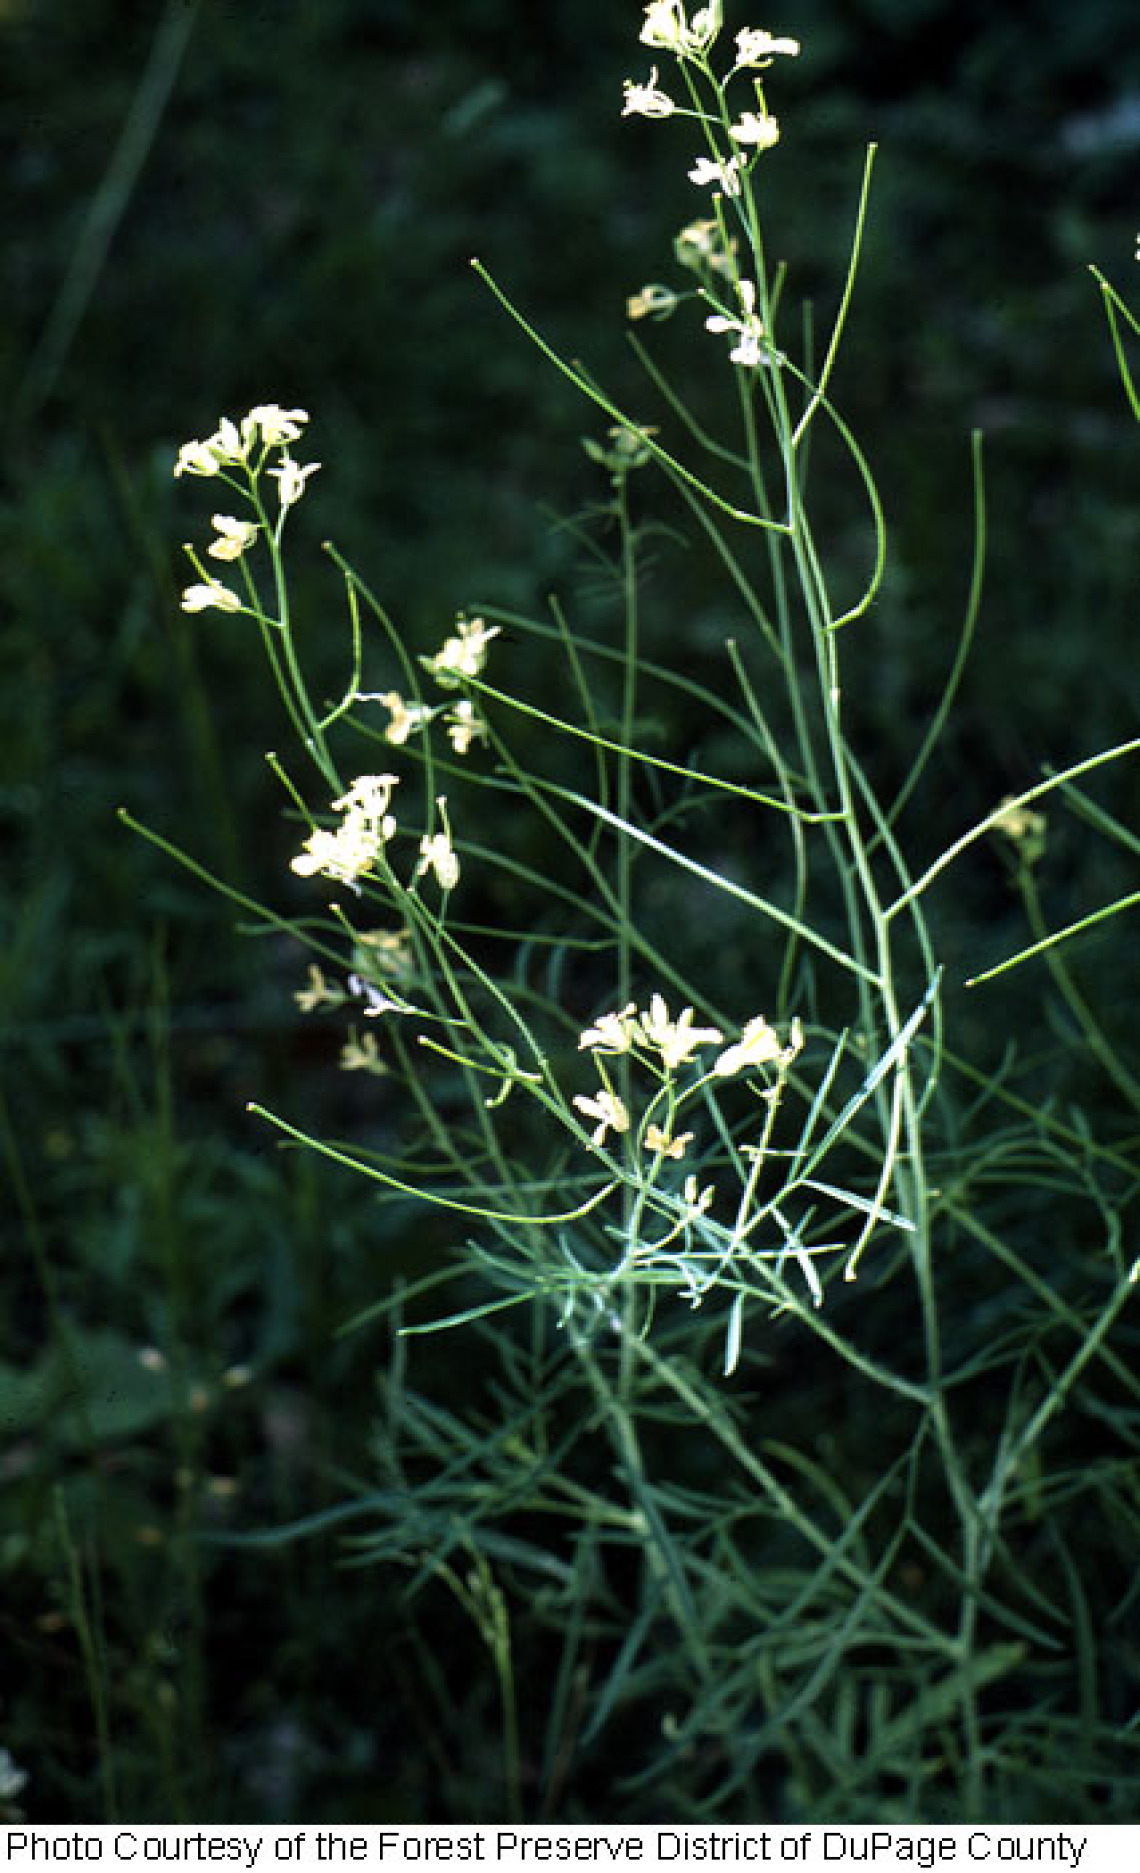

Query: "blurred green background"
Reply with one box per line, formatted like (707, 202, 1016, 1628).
(2, 0, 1138, 1821)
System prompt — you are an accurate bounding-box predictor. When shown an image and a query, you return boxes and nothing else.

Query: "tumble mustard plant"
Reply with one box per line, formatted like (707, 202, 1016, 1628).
(132, 3, 1140, 1820)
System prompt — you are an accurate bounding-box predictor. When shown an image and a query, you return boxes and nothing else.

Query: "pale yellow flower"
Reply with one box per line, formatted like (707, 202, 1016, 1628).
(626, 283, 679, 321)
(377, 691, 434, 745)
(579, 1003, 640, 1054)
(295, 963, 343, 1012)
(641, 0, 722, 58)
(446, 699, 487, 755)
(416, 831, 460, 891)
(622, 67, 675, 117)
(207, 513, 259, 560)
(210, 416, 245, 458)
(340, 1028, 386, 1074)
(573, 1088, 631, 1147)
(644, 1124, 694, 1159)
(993, 796, 1047, 865)
(180, 580, 243, 613)
(994, 796, 1046, 843)
(729, 110, 780, 148)
(675, 218, 738, 278)
(688, 153, 744, 197)
(706, 278, 767, 367)
(291, 821, 379, 885)
(421, 615, 500, 689)
(173, 438, 224, 478)
(715, 1014, 803, 1076)
(173, 416, 248, 477)
(639, 994, 724, 1072)
(269, 458, 321, 507)
(332, 773, 400, 833)
(245, 404, 309, 446)
(174, 405, 309, 479)
(734, 27, 800, 67)
(681, 1173, 715, 1216)
(292, 777, 398, 885)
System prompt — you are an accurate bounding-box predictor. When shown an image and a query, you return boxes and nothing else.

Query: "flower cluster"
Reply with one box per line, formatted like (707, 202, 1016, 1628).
(291, 774, 400, 887)
(290, 776, 461, 895)
(579, 992, 802, 1082)
(174, 404, 314, 478)
(377, 687, 487, 757)
(622, 8, 800, 372)
(357, 613, 497, 761)
(573, 992, 803, 1171)
(174, 402, 322, 614)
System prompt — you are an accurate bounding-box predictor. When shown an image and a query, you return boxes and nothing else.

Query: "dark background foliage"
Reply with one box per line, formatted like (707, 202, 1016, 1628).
(2, 0, 1138, 1821)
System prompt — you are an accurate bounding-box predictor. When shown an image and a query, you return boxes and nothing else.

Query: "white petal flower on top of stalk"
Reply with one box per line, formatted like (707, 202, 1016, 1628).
(639, 994, 724, 1072)
(207, 514, 259, 561)
(729, 110, 781, 148)
(622, 66, 676, 118)
(734, 27, 800, 68)
(572, 1088, 631, 1148)
(688, 153, 745, 197)
(641, 0, 723, 57)
(244, 404, 309, 446)
(705, 278, 767, 367)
